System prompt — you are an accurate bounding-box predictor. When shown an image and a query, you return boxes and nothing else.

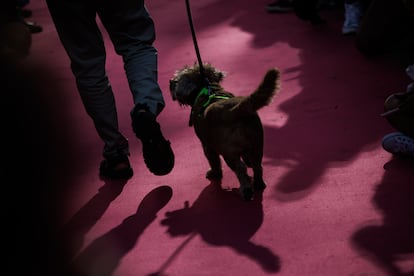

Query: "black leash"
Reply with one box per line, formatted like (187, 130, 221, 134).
(185, 0, 207, 81)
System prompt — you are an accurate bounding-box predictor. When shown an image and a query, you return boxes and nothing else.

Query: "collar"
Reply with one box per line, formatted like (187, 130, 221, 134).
(193, 87, 210, 106)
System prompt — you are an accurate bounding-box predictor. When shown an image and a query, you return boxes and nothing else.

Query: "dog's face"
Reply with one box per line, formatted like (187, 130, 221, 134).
(169, 63, 225, 106)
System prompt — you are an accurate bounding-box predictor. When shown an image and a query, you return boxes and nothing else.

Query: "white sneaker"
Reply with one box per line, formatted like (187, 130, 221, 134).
(407, 82, 414, 93)
(406, 64, 414, 80)
(342, 2, 362, 35)
(382, 132, 414, 157)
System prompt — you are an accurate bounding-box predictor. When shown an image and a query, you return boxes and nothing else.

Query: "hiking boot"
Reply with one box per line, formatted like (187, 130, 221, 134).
(99, 154, 133, 180)
(266, 0, 294, 13)
(131, 108, 174, 176)
(342, 2, 362, 35)
(382, 132, 414, 158)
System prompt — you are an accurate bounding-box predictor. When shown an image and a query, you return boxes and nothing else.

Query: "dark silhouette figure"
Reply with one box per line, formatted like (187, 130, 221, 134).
(71, 185, 173, 276)
(60, 179, 129, 262)
(352, 158, 414, 276)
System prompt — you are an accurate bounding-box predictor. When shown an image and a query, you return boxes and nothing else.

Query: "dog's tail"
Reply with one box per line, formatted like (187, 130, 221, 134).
(231, 68, 281, 113)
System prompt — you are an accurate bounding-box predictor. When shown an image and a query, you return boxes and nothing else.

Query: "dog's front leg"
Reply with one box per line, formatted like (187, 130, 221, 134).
(202, 145, 223, 180)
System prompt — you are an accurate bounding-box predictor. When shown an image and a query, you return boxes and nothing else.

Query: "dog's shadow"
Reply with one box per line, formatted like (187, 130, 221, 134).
(160, 180, 280, 273)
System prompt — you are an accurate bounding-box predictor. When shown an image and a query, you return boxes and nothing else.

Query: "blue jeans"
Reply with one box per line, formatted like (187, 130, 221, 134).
(46, 0, 165, 158)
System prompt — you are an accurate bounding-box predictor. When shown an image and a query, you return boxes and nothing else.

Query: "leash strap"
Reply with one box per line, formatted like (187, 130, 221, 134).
(185, 0, 207, 81)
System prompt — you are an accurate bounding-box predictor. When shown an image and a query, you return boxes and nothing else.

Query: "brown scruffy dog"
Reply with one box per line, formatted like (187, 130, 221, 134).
(169, 63, 281, 200)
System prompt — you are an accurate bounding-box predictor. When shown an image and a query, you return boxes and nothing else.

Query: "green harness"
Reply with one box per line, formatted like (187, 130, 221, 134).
(189, 86, 230, 126)
(195, 87, 230, 108)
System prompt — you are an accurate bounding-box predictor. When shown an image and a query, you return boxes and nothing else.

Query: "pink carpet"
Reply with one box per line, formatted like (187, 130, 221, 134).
(7, 0, 414, 275)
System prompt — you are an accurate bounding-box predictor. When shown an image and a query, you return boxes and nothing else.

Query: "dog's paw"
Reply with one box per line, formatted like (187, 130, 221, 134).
(206, 169, 223, 180)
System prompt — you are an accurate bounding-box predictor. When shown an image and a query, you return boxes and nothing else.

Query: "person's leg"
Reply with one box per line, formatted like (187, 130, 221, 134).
(98, 0, 164, 117)
(46, 0, 132, 178)
(342, 0, 363, 35)
(97, 0, 174, 176)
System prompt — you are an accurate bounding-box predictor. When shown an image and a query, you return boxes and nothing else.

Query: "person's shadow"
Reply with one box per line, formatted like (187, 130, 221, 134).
(352, 158, 414, 276)
(60, 179, 130, 261)
(156, 180, 280, 274)
(66, 185, 173, 276)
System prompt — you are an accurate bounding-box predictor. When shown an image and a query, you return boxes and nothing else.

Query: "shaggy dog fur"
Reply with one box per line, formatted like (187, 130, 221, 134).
(169, 63, 281, 200)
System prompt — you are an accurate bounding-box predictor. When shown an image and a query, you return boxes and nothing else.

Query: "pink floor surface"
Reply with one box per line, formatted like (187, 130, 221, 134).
(7, 0, 414, 275)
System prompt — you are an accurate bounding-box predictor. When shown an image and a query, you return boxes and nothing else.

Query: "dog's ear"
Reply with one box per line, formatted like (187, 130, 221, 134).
(203, 64, 225, 83)
(213, 70, 225, 83)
